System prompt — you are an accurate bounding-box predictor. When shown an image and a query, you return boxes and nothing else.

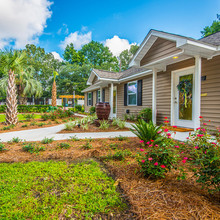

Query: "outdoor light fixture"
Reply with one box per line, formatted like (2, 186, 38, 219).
(77, 124, 81, 128)
(173, 56, 179, 59)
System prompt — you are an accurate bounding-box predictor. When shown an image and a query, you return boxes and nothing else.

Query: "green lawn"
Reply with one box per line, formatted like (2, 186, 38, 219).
(0, 160, 125, 219)
(0, 114, 41, 122)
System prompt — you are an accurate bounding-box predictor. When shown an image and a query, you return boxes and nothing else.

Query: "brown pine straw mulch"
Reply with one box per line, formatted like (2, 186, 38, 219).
(0, 138, 219, 219)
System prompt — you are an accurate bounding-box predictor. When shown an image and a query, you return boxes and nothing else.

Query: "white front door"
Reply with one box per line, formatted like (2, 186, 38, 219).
(172, 67, 195, 128)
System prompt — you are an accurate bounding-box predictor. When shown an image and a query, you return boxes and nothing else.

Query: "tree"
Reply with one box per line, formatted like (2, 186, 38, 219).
(52, 71, 59, 106)
(80, 41, 119, 71)
(63, 43, 85, 65)
(201, 16, 220, 37)
(119, 45, 139, 71)
(23, 44, 61, 97)
(0, 50, 27, 125)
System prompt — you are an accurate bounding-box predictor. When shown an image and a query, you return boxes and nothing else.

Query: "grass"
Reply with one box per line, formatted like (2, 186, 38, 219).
(0, 160, 126, 219)
(0, 114, 41, 123)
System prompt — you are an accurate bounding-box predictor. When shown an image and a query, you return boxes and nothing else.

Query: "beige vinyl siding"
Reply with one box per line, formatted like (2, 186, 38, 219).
(201, 55, 220, 130)
(116, 75, 152, 119)
(156, 58, 195, 124)
(140, 38, 182, 66)
(92, 76, 98, 84)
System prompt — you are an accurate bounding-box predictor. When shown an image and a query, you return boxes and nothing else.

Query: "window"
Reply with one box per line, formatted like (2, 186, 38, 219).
(88, 92, 92, 106)
(97, 90, 101, 102)
(127, 81, 137, 105)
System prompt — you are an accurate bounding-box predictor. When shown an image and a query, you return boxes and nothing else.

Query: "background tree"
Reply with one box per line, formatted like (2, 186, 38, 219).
(201, 15, 220, 37)
(119, 45, 139, 71)
(0, 50, 27, 125)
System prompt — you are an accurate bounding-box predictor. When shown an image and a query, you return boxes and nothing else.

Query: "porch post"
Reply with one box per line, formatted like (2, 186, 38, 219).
(152, 68, 157, 124)
(110, 83, 114, 119)
(194, 56, 201, 129)
(100, 87, 103, 102)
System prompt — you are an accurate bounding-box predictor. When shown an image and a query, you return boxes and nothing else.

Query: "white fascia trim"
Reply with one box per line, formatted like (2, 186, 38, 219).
(99, 78, 118, 82)
(119, 70, 152, 82)
(82, 86, 100, 93)
(185, 40, 217, 51)
(141, 51, 185, 68)
(87, 69, 101, 85)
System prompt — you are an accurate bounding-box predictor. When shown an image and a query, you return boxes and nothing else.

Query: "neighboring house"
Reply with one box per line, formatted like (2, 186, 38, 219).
(82, 30, 220, 130)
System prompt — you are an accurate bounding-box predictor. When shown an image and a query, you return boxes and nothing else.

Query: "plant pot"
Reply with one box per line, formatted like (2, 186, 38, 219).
(95, 102, 110, 120)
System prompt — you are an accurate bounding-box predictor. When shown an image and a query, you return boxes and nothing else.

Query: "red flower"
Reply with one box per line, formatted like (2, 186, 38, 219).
(203, 123, 207, 126)
(154, 162, 158, 166)
(150, 140, 154, 142)
(167, 133, 171, 137)
(182, 159, 187, 163)
(164, 129, 168, 132)
(164, 117, 168, 119)
(140, 148, 145, 151)
(172, 126, 177, 128)
(141, 160, 145, 163)
(194, 146, 199, 149)
(160, 165, 166, 168)
(199, 116, 203, 118)
(139, 140, 144, 144)
(184, 157, 188, 160)
(175, 145, 179, 148)
(148, 157, 153, 161)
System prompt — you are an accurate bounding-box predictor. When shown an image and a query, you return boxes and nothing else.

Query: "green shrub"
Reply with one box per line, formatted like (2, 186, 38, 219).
(82, 140, 92, 149)
(104, 150, 132, 161)
(0, 143, 7, 152)
(69, 135, 80, 141)
(130, 120, 163, 144)
(10, 137, 22, 143)
(124, 114, 136, 121)
(30, 121, 36, 126)
(81, 124, 89, 130)
(89, 106, 96, 114)
(65, 121, 77, 130)
(41, 137, 54, 144)
(109, 143, 119, 150)
(22, 143, 45, 154)
(116, 135, 128, 141)
(2, 124, 15, 130)
(21, 124, 28, 128)
(75, 104, 83, 112)
(37, 123, 45, 127)
(41, 113, 49, 121)
(99, 120, 109, 130)
(138, 108, 152, 122)
(187, 125, 220, 193)
(58, 143, 71, 149)
(23, 113, 35, 121)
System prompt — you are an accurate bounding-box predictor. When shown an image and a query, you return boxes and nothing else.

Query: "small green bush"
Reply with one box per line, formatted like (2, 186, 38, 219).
(137, 108, 152, 122)
(10, 137, 22, 143)
(69, 135, 80, 141)
(23, 113, 35, 121)
(99, 120, 109, 130)
(22, 143, 45, 154)
(89, 106, 96, 114)
(0, 143, 7, 152)
(82, 140, 92, 149)
(41, 113, 49, 121)
(58, 143, 71, 149)
(21, 124, 28, 128)
(41, 137, 54, 144)
(116, 135, 128, 141)
(104, 150, 132, 161)
(65, 121, 77, 130)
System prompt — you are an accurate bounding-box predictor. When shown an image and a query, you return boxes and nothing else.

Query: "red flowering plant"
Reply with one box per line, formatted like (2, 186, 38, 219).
(186, 117, 220, 193)
(137, 137, 180, 178)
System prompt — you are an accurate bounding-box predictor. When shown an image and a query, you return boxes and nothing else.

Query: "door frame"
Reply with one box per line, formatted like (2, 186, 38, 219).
(171, 66, 195, 128)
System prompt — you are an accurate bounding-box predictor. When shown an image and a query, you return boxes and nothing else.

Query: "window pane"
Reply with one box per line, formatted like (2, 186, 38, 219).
(128, 82, 137, 94)
(128, 94, 137, 105)
(88, 93, 91, 99)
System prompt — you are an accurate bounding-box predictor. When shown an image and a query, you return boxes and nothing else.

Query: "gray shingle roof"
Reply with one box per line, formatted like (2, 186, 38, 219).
(199, 32, 220, 46)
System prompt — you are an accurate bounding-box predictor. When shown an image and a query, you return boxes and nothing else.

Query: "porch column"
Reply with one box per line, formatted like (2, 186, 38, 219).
(152, 68, 157, 124)
(194, 56, 202, 129)
(100, 87, 103, 102)
(110, 83, 114, 119)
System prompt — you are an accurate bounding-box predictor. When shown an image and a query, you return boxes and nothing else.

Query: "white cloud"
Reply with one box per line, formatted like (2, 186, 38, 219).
(57, 24, 69, 35)
(105, 35, 136, 57)
(51, 52, 63, 62)
(60, 31, 92, 50)
(0, 0, 52, 49)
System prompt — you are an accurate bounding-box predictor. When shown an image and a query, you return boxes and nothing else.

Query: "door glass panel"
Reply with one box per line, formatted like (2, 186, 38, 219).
(178, 74, 193, 120)
(113, 87, 116, 114)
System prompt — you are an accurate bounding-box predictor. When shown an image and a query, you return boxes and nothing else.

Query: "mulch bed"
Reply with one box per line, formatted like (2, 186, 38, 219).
(162, 126, 194, 132)
(0, 116, 81, 133)
(0, 138, 219, 219)
(58, 123, 130, 133)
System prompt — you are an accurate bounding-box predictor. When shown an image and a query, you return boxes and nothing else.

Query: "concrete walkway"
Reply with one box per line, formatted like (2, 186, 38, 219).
(0, 114, 191, 142)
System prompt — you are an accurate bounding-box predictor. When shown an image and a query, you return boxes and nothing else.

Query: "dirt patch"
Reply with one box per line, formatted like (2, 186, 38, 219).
(0, 138, 219, 219)
(58, 123, 130, 133)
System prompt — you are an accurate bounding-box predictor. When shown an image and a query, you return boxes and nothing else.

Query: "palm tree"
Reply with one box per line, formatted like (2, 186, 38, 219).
(52, 71, 58, 107)
(0, 65, 43, 104)
(0, 50, 27, 125)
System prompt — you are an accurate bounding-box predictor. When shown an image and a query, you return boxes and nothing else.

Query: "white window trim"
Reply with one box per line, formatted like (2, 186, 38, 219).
(88, 92, 92, 106)
(127, 80, 138, 106)
(97, 90, 101, 102)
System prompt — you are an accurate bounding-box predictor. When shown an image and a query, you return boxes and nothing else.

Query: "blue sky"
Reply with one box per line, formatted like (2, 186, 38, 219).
(0, 0, 219, 60)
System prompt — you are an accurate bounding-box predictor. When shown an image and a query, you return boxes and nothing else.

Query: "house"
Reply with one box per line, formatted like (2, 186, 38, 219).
(82, 30, 220, 130)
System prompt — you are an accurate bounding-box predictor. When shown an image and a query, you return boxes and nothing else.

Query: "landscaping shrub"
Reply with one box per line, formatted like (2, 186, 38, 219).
(187, 120, 220, 193)
(124, 114, 136, 121)
(104, 150, 132, 161)
(10, 137, 22, 143)
(41, 113, 49, 121)
(75, 104, 83, 112)
(99, 120, 110, 130)
(0, 143, 7, 152)
(137, 108, 152, 122)
(65, 121, 77, 130)
(131, 120, 163, 144)
(116, 135, 128, 141)
(41, 137, 54, 144)
(69, 135, 80, 141)
(89, 106, 96, 114)
(82, 140, 92, 149)
(23, 113, 35, 121)
(112, 118, 126, 129)
(22, 143, 45, 154)
(58, 143, 71, 149)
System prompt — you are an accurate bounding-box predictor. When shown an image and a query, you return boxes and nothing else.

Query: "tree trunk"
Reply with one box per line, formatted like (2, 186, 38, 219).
(52, 80, 57, 107)
(18, 96, 28, 105)
(6, 69, 18, 125)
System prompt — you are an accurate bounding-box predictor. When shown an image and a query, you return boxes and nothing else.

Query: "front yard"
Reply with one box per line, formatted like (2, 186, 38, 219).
(0, 137, 219, 219)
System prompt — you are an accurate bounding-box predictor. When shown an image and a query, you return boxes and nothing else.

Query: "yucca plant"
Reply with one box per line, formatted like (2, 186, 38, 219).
(130, 120, 163, 144)
(65, 121, 77, 130)
(99, 120, 110, 130)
